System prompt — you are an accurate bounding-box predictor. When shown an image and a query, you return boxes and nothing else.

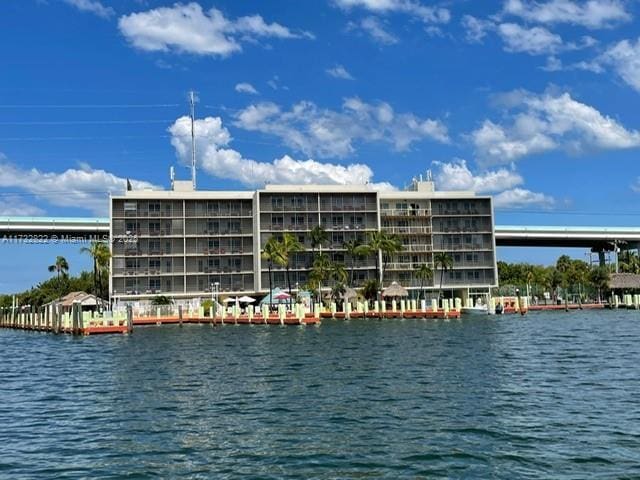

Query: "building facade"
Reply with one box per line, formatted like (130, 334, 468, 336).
(110, 179, 497, 302)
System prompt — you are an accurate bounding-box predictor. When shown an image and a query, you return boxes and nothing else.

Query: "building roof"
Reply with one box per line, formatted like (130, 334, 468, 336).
(45, 291, 104, 307)
(609, 273, 640, 290)
(382, 281, 409, 297)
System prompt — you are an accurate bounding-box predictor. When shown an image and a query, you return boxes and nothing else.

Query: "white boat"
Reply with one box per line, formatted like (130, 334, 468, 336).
(461, 305, 489, 315)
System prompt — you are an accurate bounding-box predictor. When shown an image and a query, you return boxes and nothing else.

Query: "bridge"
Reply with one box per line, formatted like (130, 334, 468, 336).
(0, 217, 639, 250)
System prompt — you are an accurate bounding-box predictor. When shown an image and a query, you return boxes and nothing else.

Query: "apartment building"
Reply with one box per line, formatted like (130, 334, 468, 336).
(110, 178, 497, 301)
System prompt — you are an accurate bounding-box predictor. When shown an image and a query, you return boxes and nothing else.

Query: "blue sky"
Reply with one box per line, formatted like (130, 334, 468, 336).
(1, 0, 640, 291)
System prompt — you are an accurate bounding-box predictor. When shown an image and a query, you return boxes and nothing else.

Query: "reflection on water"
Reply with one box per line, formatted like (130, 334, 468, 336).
(1, 311, 640, 478)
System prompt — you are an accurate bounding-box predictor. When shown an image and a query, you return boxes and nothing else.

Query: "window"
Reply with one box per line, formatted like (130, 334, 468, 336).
(149, 259, 161, 270)
(124, 201, 137, 212)
(271, 197, 283, 209)
(149, 202, 160, 215)
(150, 278, 161, 290)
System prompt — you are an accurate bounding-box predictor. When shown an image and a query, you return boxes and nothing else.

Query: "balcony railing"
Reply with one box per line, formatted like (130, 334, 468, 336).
(383, 226, 432, 234)
(380, 208, 431, 217)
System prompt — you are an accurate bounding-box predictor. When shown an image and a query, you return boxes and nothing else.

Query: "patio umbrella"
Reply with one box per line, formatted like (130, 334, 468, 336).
(238, 295, 256, 303)
(382, 281, 408, 298)
(223, 297, 237, 303)
(274, 291, 291, 300)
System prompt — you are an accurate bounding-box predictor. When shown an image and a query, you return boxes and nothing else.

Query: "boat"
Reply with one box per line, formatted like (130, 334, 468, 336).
(461, 305, 489, 315)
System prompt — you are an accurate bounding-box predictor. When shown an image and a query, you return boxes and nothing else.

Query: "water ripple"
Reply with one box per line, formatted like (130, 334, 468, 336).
(1, 311, 640, 478)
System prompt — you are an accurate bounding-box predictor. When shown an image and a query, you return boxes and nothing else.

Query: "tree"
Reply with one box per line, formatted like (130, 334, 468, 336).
(380, 233, 403, 285)
(343, 239, 362, 287)
(151, 295, 173, 306)
(434, 252, 453, 299)
(590, 265, 610, 304)
(361, 279, 380, 303)
(331, 282, 347, 308)
(556, 255, 572, 310)
(262, 236, 283, 310)
(309, 225, 328, 260)
(47, 256, 69, 297)
(278, 232, 303, 304)
(414, 263, 433, 300)
(309, 253, 332, 306)
(331, 262, 348, 286)
(80, 241, 110, 307)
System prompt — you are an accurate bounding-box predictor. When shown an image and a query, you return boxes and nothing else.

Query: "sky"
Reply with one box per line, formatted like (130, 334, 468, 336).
(1, 0, 640, 292)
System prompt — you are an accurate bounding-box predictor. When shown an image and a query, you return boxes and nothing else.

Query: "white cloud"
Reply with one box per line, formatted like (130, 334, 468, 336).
(632, 178, 640, 193)
(168, 116, 395, 190)
(0, 196, 45, 217)
(503, 0, 631, 29)
(0, 159, 157, 215)
(498, 23, 564, 55)
(349, 16, 399, 45)
(235, 82, 259, 95)
(432, 159, 553, 209)
(433, 159, 523, 193)
(63, 0, 114, 19)
(493, 188, 555, 208)
(472, 90, 640, 162)
(118, 2, 310, 57)
(326, 64, 355, 80)
(334, 0, 450, 24)
(600, 38, 640, 92)
(233, 97, 449, 158)
(461, 15, 494, 43)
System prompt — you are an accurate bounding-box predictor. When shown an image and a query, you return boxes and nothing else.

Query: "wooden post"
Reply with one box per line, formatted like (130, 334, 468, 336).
(178, 305, 183, 327)
(126, 305, 133, 334)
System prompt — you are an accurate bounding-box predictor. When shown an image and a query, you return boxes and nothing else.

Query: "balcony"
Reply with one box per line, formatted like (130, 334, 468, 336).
(381, 208, 431, 217)
(384, 226, 432, 235)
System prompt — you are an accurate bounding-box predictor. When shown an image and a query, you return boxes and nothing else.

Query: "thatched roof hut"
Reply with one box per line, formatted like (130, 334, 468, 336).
(382, 281, 408, 298)
(609, 273, 640, 290)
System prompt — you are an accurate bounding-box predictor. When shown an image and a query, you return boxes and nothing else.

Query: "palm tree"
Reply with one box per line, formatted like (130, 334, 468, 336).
(414, 263, 433, 300)
(361, 279, 380, 303)
(310, 253, 332, 306)
(278, 232, 303, 303)
(343, 239, 362, 287)
(80, 241, 110, 307)
(331, 262, 348, 286)
(48, 255, 69, 297)
(380, 233, 403, 284)
(364, 231, 385, 284)
(434, 252, 453, 299)
(262, 236, 283, 310)
(309, 225, 328, 261)
(556, 255, 572, 310)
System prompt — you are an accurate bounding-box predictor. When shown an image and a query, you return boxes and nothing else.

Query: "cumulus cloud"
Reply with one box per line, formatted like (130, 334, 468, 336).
(233, 97, 449, 159)
(118, 2, 311, 57)
(471, 90, 640, 162)
(461, 15, 494, 43)
(493, 188, 555, 208)
(502, 0, 631, 29)
(63, 0, 114, 18)
(498, 23, 564, 55)
(433, 159, 523, 193)
(168, 116, 395, 190)
(348, 16, 399, 45)
(599, 38, 640, 92)
(432, 159, 554, 209)
(235, 82, 259, 95)
(326, 64, 355, 80)
(0, 159, 157, 215)
(334, 0, 450, 24)
(0, 196, 45, 217)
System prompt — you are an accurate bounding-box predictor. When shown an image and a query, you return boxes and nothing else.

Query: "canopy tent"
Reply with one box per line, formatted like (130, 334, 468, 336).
(237, 295, 256, 303)
(259, 288, 292, 306)
(382, 281, 409, 298)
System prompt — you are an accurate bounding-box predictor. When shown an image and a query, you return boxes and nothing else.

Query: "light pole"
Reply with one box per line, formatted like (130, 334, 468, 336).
(211, 281, 219, 319)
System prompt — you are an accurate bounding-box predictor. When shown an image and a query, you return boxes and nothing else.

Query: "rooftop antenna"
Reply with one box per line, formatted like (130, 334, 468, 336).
(189, 90, 197, 190)
(170, 165, 175, 190)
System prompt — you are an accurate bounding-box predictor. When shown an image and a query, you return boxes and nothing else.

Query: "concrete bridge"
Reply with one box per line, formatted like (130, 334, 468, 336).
(1, 217, 639, 250)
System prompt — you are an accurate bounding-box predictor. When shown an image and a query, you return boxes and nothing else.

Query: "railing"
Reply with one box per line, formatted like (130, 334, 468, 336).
(380, 209, 431, 217)
(433, 244, 494, 251)
(402, 244, 433, 252)
(384, 226, 432, 234)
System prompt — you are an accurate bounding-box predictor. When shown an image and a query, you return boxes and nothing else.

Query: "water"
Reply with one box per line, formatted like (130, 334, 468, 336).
(1, 311, 640, 479)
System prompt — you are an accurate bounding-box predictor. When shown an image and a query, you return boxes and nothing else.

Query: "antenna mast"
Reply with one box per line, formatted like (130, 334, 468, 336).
(189, 90, 197, 190)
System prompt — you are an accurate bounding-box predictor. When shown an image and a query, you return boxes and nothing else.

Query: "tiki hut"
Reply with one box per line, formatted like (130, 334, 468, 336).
(382, 281, 408, 298)
(609, 273, 640, 291)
